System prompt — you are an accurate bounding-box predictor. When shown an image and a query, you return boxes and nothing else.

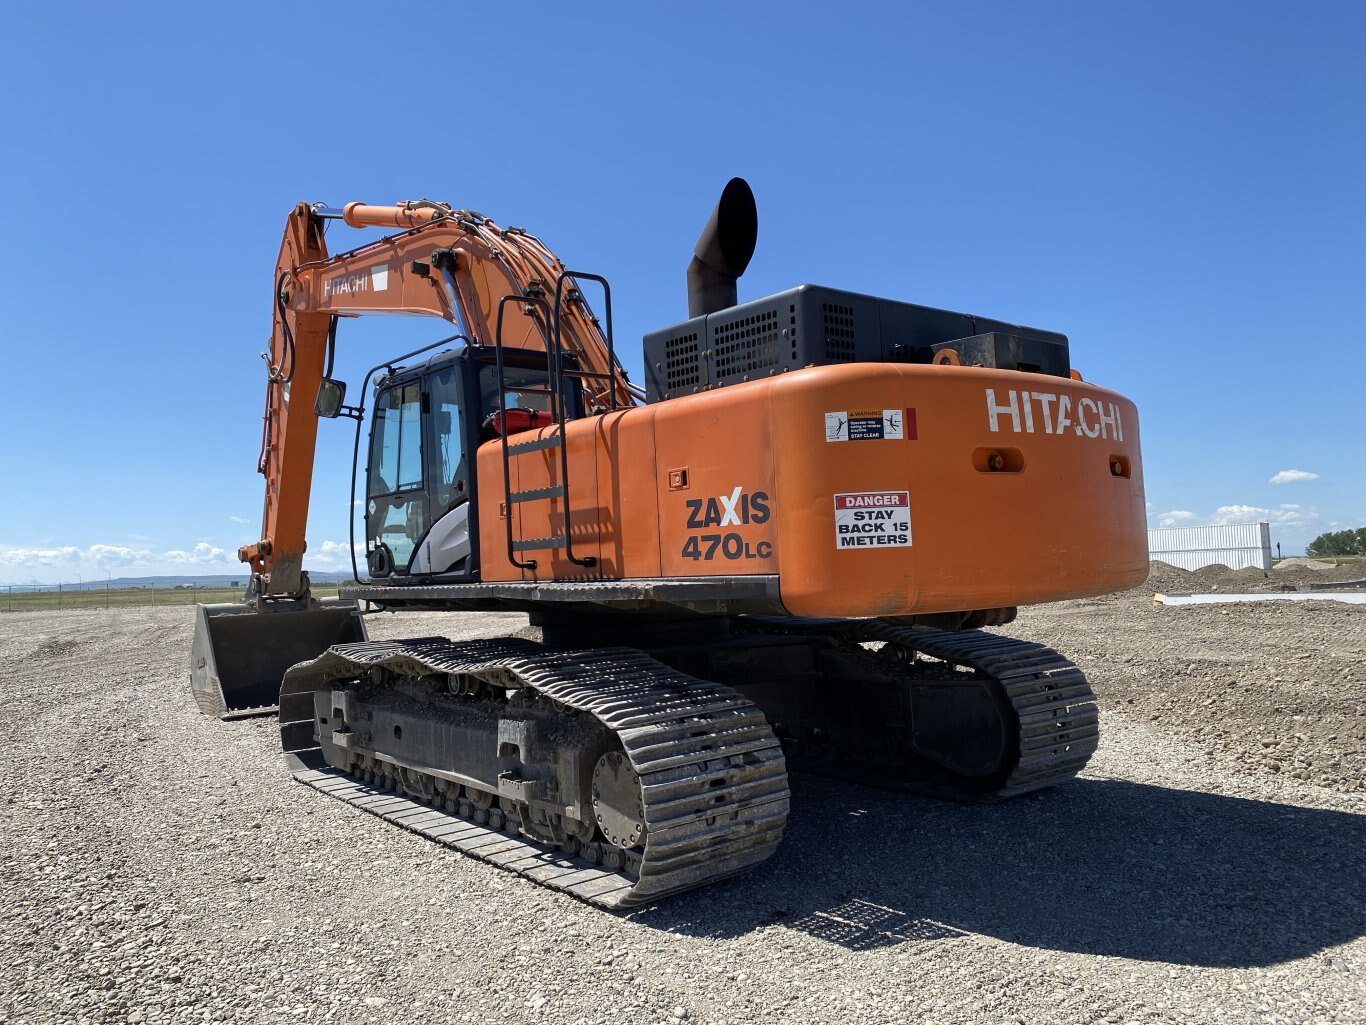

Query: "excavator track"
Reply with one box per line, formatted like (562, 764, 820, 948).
(858, 620, 1100, 795)
(278, 637, 789, 910)
(736, 618, 1099, 797)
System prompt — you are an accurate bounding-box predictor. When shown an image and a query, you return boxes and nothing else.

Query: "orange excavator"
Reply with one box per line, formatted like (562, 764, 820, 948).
(191, 180, 1147, 908)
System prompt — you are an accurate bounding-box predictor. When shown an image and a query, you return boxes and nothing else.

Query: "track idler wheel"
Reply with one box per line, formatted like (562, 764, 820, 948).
(591, 751, 646, 850)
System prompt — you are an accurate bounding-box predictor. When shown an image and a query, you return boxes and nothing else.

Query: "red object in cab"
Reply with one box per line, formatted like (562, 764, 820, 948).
(488, 408, 550, 436)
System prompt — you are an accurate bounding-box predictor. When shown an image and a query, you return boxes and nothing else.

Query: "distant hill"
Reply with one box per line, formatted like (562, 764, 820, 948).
(2, 571, 359, 592)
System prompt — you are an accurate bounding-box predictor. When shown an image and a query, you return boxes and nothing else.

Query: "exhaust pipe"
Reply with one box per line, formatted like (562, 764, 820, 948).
(687, 177, 758, 317)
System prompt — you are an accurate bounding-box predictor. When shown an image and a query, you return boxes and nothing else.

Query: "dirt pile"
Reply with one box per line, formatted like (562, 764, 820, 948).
(1140, 559, 1365, 594)
(1270, 562, 1366, 588)
(1276, 557, 1341, 570)
(1139, 560, 1273, 594)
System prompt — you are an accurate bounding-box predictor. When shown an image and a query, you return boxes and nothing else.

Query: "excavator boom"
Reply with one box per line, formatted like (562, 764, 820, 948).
(240, 200, 634, 597)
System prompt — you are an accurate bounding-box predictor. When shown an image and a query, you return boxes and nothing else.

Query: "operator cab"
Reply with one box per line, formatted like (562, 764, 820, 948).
(362, 345, 582, 583)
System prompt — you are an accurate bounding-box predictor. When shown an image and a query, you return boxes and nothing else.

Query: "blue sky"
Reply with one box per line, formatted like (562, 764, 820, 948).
(1, 1, 1362, 582)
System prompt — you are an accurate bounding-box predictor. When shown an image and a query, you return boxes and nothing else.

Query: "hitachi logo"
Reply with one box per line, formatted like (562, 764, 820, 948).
(324, 273, 369, 297)
(324, 265, 389, 298)
(985, 388, 1124, 441)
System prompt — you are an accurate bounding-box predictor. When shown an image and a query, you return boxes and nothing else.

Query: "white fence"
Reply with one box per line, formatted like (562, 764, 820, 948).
(1148, 522, 1272, 571)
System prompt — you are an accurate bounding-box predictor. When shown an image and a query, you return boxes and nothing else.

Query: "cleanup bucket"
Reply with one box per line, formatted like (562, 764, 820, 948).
(189, 598, 368, 719)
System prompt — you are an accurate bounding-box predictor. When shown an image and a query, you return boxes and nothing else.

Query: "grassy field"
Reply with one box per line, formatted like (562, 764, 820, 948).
(0, 586, 342, 613)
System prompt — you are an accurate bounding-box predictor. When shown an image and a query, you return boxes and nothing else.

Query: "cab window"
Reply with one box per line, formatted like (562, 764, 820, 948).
(478, 364, 554, 418)
(369, 383, 423, 496)
(427, 365, 467, 511)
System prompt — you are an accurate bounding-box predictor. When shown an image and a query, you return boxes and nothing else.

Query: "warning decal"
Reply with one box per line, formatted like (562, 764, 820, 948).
(825, 409, 908, 442)
(833, 491, 912, 549)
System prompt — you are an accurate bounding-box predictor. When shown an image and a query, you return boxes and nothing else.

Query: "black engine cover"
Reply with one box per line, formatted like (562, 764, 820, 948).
(642, 283, 1070, 401)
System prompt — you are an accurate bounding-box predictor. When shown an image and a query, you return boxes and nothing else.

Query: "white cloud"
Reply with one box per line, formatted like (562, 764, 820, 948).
(87, 544, 155, 565)
(1, 541, 235, 578)
(1269, 469, 1319, 485)
(0, 535, 371, 579)
(308, 540, 364, 570)
(1211, 503, 1318, 527)
(1157, 510, 1198, 528)
(163, 543, 233, 566)
(0, 546, 82, 567)
(1151, 504, 1322, 529)
(228, 515, 248, 524)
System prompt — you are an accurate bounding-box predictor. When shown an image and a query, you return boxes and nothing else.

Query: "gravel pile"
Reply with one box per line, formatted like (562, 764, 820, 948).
(1145, 560, 1366, 594)
(1, 599, 1363, 1025)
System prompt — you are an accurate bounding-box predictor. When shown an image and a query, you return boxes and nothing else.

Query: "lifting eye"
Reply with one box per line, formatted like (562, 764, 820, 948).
(972, 447, 1024, 473)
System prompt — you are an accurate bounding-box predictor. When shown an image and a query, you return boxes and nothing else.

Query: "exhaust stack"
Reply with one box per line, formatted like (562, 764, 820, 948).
(687, 177, 758, 317)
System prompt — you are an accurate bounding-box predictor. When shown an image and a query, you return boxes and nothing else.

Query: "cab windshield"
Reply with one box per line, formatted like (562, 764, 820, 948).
(368, 383, 423, 497)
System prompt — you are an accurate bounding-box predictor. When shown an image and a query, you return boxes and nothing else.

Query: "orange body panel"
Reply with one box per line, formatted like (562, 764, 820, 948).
(477, 363, 1147, 616)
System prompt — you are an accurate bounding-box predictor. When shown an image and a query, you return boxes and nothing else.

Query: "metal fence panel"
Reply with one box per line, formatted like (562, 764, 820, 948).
(1148, 522, 1272, 571)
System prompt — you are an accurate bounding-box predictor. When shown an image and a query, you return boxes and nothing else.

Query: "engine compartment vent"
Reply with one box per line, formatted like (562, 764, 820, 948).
(643, 284, 1071, 401)
(664, 331, 702, 393)
(713, 308, 781, 383)
(821, 302, 857, 362)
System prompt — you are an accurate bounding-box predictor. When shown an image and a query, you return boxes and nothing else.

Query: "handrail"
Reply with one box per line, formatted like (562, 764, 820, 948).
(554, 270, 618, 413)
(494, 296, 552, 571)
(494, 288, 599, 571)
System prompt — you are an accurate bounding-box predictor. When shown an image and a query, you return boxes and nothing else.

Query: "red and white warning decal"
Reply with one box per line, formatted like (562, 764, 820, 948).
(833, 491, 912, 549)
(825, 409, 909, 442)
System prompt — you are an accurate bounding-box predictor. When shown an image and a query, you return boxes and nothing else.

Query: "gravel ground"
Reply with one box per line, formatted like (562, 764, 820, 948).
(1014, 566, 1366, 794)
(1, 576, 1363, 1025)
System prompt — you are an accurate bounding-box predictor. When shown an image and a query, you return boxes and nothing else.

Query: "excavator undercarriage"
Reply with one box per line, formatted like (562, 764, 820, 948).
(275, 613, 1097, 909)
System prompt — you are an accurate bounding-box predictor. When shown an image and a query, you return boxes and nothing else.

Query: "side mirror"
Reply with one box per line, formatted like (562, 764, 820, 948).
(315, 378, 347, 418)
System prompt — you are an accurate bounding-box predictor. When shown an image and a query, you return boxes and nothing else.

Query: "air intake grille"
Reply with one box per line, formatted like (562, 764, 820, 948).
(664, 331, 701, 392)
(822, 302, 856, 362)
(713, 308, 781, 380)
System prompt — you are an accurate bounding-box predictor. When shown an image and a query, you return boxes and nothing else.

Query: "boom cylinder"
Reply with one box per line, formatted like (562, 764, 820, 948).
(342, 202, 443, 229)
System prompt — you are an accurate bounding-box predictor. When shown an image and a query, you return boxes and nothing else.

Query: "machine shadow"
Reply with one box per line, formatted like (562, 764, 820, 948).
(636, 775, 1366, 967)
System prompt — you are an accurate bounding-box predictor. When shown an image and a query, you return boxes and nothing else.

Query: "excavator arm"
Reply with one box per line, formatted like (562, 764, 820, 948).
(238, 199, 636, 598)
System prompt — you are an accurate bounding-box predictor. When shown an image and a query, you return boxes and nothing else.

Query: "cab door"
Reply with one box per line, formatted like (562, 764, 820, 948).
(365, 381, 428, 576)
(408, 362, 476, 577)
